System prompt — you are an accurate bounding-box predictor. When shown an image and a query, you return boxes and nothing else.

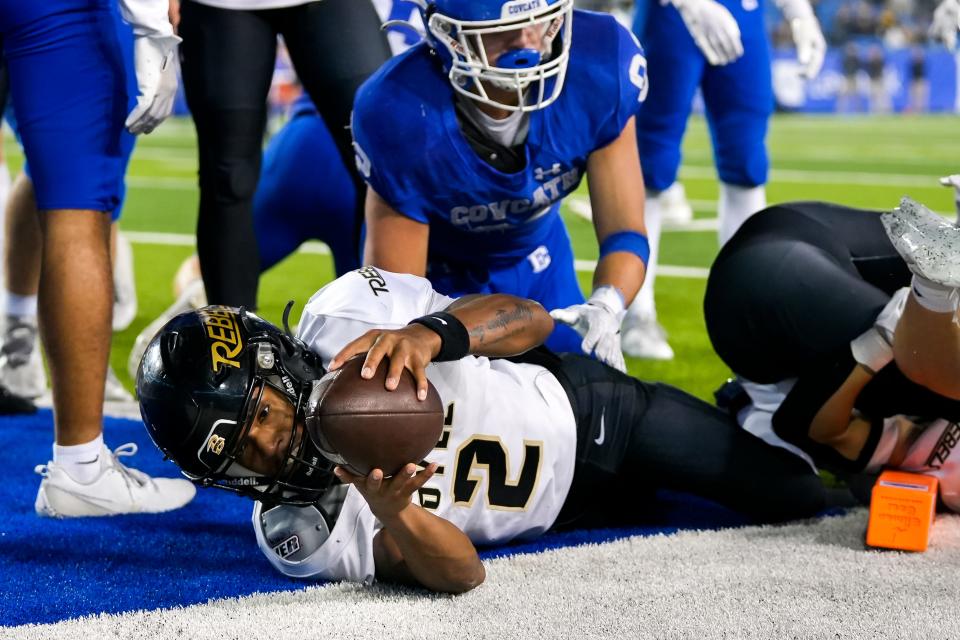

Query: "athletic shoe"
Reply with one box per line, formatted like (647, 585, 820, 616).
(0, 381, 36, 415)
(104, 364, 134, 403)
(127, 278, 207, 379)
(620, 315, 675, 361)
(881, 197, 960, 288)
(34, 443, 196, 518)
(659, 182, 694, 225)
(0, 315, 47, 399)
(112, 232, 138, 332)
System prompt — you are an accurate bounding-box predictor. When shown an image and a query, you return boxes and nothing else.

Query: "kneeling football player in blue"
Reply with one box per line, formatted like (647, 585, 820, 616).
(353, 0, 651, 370)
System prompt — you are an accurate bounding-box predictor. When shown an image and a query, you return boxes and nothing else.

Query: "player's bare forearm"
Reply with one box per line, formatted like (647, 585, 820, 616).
(808, 364, 874, 459)
(587, 117, 647, 306)
(374, 504, 485, 594)
(446, 294, 554, 356)
(363, 186, 429, 276)
(593, 252, 646, 307)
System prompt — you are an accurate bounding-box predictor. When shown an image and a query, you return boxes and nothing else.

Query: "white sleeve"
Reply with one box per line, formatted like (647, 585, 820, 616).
(118, 0, 176, 38)
(297, 268, 456, 366)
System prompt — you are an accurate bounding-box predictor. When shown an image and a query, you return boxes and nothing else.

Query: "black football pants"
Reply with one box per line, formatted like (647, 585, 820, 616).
(179, 0, 390, 307)
(551, 354, 827, 527)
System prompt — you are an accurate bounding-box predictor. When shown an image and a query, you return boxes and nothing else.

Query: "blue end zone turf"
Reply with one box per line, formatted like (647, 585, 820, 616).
(0, 411, 752, 627)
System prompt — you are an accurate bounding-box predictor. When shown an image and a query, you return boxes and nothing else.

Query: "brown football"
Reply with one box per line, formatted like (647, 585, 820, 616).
(306, 355, 444, 477)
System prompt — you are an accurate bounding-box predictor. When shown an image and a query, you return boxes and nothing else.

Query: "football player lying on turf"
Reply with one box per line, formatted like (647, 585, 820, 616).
(136, 268, 830, 594)
(704, 197, 960, 506)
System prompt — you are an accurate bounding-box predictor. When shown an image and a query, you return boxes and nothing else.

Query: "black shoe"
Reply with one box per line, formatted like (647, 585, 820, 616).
(0, 382, 37, 415)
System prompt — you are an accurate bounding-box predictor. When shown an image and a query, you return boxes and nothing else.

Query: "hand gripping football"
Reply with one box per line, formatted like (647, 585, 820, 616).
(305, 355, 444, 477)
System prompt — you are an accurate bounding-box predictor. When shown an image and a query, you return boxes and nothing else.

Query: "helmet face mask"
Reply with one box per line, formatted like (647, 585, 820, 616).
(425, 0, 574, 113)
(137, 305, 335, 506)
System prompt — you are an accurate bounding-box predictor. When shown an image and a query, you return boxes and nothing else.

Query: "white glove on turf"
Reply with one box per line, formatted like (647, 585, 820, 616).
(669, 0, 744, 66)
(118, 0, 181, 134)
(930, 0, 960, 50)
(550, 286, 627, 372)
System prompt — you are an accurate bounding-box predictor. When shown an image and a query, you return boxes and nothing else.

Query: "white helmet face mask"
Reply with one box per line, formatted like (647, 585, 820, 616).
(428, 0, 574, 113)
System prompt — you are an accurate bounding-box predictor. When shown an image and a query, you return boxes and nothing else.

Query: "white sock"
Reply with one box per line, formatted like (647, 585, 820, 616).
(624, 188, 664, 322)
(718, 182, 767, 246)
(911, 274, 959, 314)
(6, 293, 38, 320)
(53, 433, 104, 484)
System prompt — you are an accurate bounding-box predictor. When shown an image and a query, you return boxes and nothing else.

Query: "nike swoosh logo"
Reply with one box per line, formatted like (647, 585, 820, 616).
(594, 412, 605, 446)
(431, 316, 448, 325)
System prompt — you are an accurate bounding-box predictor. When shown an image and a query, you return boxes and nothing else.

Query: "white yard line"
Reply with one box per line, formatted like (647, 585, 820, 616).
(124, 232, 710, 279)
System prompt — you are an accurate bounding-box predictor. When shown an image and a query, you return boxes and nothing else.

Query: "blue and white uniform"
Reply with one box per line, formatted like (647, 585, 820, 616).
(352, 10, 647, 353)
(0, 0, 137, 214)
(634, 0, 772, 192)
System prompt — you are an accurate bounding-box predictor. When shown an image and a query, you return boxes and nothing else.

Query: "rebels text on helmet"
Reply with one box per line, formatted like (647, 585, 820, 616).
(199, 307, 243, 372)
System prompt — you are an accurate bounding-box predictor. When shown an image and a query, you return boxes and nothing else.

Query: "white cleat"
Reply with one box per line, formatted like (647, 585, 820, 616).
(621, 315, 675, 361)
(35, 443, 196, 518)
(659, 182, 694, 225)
(127, 278, 207, 379)
(881, 196, 960, 288)
(104, 364, 134, 403)
(0, 315, 47, 399)
(112, 232, 138, 332)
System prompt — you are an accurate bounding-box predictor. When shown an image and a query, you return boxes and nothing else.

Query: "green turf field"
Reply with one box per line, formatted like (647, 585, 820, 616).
(5, 113, 959, 401)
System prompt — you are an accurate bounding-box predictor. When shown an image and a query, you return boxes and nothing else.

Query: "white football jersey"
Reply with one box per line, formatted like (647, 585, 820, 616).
(256, 268, 577, 583)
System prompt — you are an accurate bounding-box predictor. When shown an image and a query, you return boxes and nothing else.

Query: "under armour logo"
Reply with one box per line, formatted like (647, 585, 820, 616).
(534, 163, 563, 180)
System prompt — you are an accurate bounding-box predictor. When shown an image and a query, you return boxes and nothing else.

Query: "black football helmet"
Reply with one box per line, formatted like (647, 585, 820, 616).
(136, 304, 335, 505)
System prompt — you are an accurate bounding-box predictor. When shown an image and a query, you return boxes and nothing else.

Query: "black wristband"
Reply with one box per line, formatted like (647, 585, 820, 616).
(409, 312, 470, 362)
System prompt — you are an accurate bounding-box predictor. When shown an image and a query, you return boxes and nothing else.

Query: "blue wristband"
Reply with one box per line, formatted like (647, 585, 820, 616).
(599, 231, 650, 266)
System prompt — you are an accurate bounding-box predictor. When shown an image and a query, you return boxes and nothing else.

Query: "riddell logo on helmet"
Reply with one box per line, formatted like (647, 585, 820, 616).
(199, 307, 243, 372)
(503, 0, 543, 17)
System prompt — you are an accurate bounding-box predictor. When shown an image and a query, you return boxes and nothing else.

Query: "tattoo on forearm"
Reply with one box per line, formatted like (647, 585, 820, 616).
(471, 303, 534, 345)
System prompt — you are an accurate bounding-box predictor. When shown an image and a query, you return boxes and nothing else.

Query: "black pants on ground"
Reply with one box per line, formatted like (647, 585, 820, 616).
(544, 353, 827, 526)
(703, 202, 960, 472)
(179, 0, 390, 307)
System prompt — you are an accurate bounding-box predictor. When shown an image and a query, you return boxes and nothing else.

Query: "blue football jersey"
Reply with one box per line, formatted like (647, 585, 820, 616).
(352, 9, 647, 268)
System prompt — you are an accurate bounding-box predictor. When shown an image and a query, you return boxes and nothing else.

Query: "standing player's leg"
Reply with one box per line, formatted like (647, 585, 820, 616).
(179, 0, 278, 308)
(253, 104, 359, 276)
(701, 0, 772, 246)
(1, 172, 45, 399)
(4, 3, 194, 515)
(621, 0, 704, 360)
(279, 0, 391, 257)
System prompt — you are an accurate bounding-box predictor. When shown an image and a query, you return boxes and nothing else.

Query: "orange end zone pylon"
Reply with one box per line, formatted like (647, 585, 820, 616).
(866, 470, 938, 552)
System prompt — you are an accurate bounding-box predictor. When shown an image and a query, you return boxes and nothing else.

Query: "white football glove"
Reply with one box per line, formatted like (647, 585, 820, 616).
(669, 0, 744, 66)
(126, 35, 180, 134)
(550, 286, 627, 372)
(930, 0, 960, 50)
(118, 0, 181, 134)
(775, 0, 825, 78)
(789, 16, 826, 78)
